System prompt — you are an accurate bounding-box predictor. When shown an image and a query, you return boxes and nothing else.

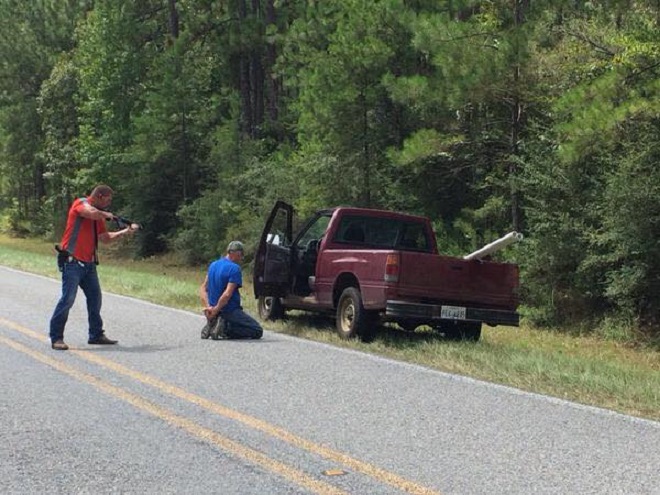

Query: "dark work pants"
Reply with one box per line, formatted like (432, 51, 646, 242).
(49, 261, 104, 343)
(223, 308, 263, 339)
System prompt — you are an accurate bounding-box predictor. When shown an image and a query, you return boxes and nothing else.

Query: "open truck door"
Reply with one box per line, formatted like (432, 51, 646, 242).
(254, 201, 294, 298)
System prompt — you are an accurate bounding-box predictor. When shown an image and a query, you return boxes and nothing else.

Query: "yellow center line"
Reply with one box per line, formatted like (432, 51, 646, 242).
(0, 334, 347, 495)
(0, 318, 441, 495)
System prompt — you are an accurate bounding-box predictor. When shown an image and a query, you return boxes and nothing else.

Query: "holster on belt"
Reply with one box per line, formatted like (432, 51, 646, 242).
(54, 245, 71, 272)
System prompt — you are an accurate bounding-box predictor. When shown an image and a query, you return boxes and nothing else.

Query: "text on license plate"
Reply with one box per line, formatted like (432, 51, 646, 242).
(440, 305, 466, 320)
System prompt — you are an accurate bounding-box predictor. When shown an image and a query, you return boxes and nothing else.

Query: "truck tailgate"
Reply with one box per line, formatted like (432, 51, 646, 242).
(396, 252, 518, 310)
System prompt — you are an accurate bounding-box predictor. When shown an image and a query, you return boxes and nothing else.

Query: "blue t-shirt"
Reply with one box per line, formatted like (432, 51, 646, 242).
(207, 257, 242, 314)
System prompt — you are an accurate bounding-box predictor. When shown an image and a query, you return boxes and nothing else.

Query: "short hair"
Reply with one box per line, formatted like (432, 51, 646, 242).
(227, 240, 245, 253)
(91, 185, 114, 198)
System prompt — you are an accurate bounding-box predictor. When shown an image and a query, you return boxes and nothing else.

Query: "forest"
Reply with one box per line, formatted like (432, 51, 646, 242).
(0, 0, 658, 339)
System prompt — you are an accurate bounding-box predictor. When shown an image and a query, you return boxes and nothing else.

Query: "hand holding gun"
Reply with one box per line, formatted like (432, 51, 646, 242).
(110, 215, 141, 231)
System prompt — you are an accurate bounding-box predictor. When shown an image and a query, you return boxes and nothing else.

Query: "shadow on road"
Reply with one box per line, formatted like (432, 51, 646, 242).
(279, 312, 449, 346)
(82, 344, 182, 353)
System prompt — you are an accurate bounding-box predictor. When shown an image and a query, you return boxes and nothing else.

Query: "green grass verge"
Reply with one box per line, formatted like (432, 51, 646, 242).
(1, 234, 659, 421)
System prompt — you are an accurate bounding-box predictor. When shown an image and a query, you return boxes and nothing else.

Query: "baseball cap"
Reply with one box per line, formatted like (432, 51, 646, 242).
(227, 240, 245, 253)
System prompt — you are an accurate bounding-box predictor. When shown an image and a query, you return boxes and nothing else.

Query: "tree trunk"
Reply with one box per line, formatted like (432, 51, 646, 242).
(168, 0, 179, 39)
(251, 54, 264, 136)
(264, 0, 279, 125)
(510, 0, 528, 233)
(359, 90, 371, 207)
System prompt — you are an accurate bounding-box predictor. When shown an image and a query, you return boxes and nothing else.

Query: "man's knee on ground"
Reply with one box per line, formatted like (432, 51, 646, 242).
(224, 321, 263, 340)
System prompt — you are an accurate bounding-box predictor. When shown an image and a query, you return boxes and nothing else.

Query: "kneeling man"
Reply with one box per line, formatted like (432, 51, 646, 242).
(200, 241, 263, 340)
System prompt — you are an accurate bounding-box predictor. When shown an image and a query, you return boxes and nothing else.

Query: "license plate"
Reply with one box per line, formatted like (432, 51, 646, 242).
(441, 305, 466, 320)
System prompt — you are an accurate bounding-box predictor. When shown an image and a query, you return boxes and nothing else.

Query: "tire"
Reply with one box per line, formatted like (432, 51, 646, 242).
(257, 296, 285, 321)
(440, 321, 482, 342)
(336, 287, 376, 342)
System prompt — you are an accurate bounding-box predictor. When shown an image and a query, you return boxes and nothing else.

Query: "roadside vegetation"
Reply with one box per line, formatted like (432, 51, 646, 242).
(3, 234, 658, 422)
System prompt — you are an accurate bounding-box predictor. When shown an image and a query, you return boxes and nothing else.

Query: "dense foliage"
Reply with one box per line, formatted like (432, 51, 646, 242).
(1, 0, 658, 337)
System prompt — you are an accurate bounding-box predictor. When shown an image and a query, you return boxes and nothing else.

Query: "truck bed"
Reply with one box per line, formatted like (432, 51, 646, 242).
(394, 252, 519, 311)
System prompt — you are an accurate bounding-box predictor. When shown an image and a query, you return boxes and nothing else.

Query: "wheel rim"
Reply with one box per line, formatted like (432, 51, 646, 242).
(339, 298, 355, 333)
(259, 297, 273, 319)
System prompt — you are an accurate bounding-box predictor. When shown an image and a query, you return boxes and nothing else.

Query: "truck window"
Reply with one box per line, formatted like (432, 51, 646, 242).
(397, 222, 430, 251)
(268, 207, 291, 246)
(297, 214, 331, 248)
(334, 215, 431, 252)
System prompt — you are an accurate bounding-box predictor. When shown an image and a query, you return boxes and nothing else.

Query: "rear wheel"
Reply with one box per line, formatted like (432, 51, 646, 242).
(257, 296, 285, 321)
(336, 287, 376, 342)
(440, 321, 482, 342)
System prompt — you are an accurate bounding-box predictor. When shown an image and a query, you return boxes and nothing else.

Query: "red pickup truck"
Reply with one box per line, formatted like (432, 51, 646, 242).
(253, 201, 520, 342)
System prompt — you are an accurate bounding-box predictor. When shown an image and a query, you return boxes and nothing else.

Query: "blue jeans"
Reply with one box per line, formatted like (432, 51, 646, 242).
(49, 261, 104, 343)
(223, 308, 263, 339)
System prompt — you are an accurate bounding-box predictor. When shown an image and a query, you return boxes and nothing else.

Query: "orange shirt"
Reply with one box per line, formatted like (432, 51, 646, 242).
(60, 197, 108, 263)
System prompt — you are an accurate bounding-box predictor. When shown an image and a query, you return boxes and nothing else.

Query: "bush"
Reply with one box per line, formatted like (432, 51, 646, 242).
(172, 190, 233, 265)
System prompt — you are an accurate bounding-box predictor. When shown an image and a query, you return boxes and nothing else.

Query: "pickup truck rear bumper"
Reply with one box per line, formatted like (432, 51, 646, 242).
(386, 300, 519, 327)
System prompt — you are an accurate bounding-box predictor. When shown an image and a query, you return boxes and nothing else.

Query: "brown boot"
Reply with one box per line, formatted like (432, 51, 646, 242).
(88, 334, 118, 345)
(51, 340, 69, 351)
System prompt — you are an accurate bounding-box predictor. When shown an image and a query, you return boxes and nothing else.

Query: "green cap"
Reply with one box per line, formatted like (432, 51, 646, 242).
(227, 240, 244, 253)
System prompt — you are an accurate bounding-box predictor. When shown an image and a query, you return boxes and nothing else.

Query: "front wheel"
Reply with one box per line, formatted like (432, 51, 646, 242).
(257, 296, 285, 321)
(336, 287, 376, 342)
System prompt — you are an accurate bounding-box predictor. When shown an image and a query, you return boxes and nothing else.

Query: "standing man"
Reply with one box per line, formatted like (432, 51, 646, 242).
(199, 241, 263, 340)
(49, 185, 137, 350)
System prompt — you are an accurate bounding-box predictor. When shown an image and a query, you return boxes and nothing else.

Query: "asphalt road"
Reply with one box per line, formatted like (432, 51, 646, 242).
(1, 266, 659, 495)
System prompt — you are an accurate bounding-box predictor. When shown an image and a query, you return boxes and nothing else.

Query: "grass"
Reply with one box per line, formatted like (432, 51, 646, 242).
(2, 234, 659, 422)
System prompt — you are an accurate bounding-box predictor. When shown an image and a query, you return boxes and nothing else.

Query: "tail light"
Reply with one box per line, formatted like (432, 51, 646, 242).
(385, 253, 400, 283)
